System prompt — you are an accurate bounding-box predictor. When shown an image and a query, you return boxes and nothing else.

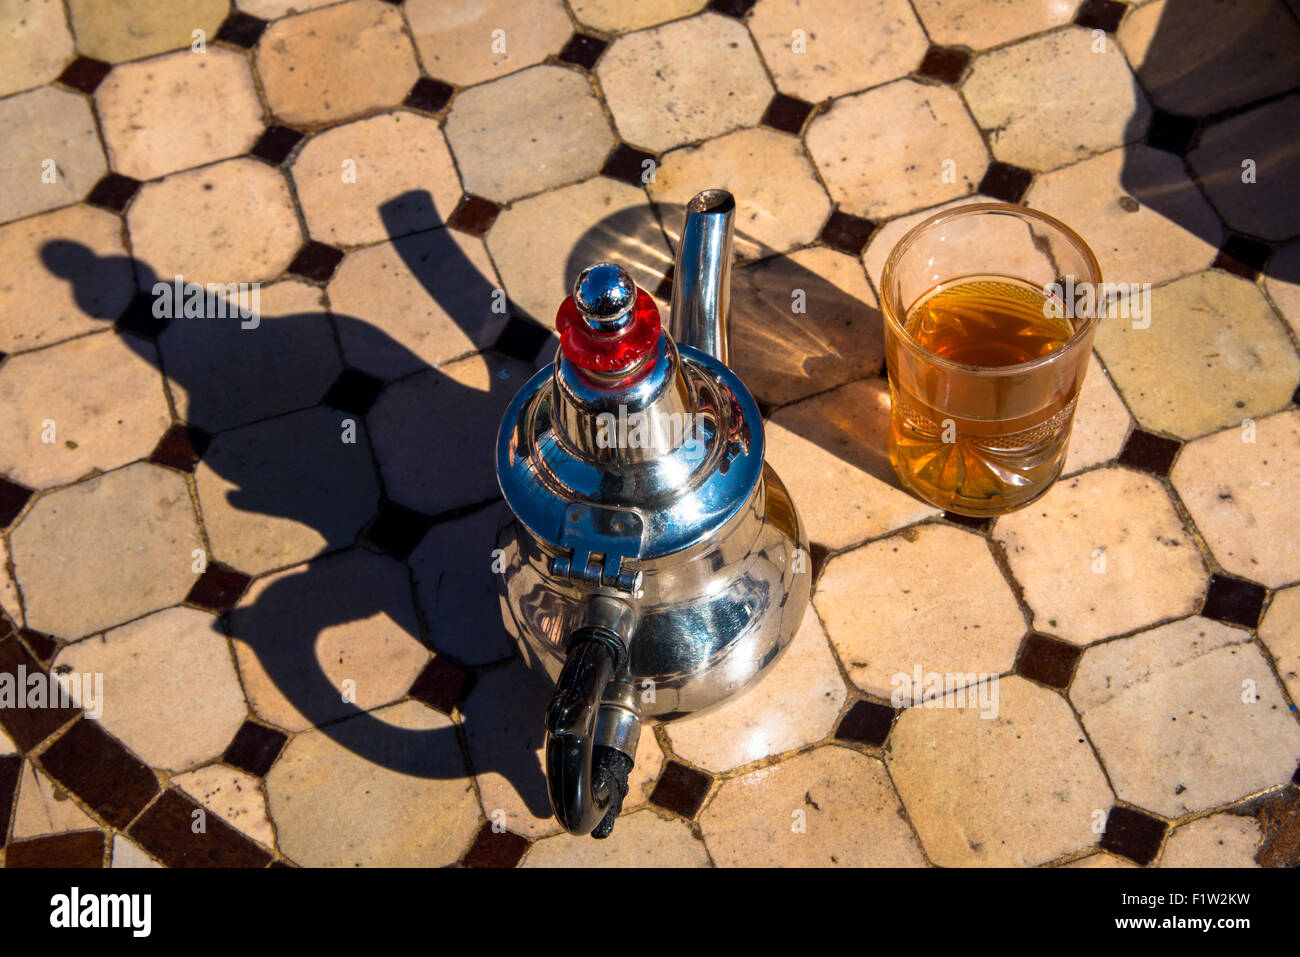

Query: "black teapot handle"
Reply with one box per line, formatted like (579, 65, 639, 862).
(544, 625, 633, 838)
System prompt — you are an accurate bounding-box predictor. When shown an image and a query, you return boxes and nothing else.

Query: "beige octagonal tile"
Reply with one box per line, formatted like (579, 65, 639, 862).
(195, 406, 381, 576)
(255, 0, 419, 127)
(748, 0, 928, 103)
(570, 0, 707, 33)
(367, 351, 530, 516)
(462, 659, 664, 839)
(649, 127, 830, 260)
(0, 204, 134, 354)
(291, 111, 462, 248)
(1188, 95, 1300, 243)
(486, 175, 672, 327)
(1158, 813, 1262, 868)
(0, 0, 75, 97)
(963, 27, 1150, 171)
(158, 279, 340, 434)
(806, 79, 988, 220)
(9, 463, 202, 639)
(173, 765, 275, 850)
(596, 13, 773, 153)
(65, 0, 228, 63)
(1264, 243, 1300, 340)
(1024, 145, 1221, 287)
(522, 808, 710, 866)
(815, 523, 1024, 701)
(0, 86, 106, 223)
(1118, 0, 1300, 117)
(1093, 271, 1299, 440)
(328, 227, 506, 380)
(700, 746, 926, 866)
(444, 65, 614, 204)
(266, 699, 478, 866)
(1171, 409, 1300, 588)
(54, 606, 247, 772)
(228, 549, 427, 733)
(0, 331, 171, 489)
(1063, 355, 1131, 476)
(888, 675, 1112, 867)
(993, 468, 1207, 645)
(1071, 616, 1300, 818)
(766, 378, 939, 551)
(911, 0, 1081, 49)
(404, 0, 572, 87)
(95, 47, 265, 182)
(1259, 585, 1300, 705)
(730, 245, 882, 408)
(127, 158, 303, 286)
(666, 613, 847, 773)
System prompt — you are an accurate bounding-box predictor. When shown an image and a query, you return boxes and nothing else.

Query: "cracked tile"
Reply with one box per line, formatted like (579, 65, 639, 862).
(649, 127, 830, 260)
(95, 47, 264, 182)
(444, 65, 615, 204)
(127, 158, 303, 286)
(53, 606, 247, 772)
(522, 809, 709, 866)
(227, 549, 427, 733)
(748, 0, 928, 103)
(0, 331, 171, 489)
(291, 112, 462, 248)
(1094, 271, 1300, 440)
(816, 523, 1024, 700)
(265, 699, 478, 866)
(1171, 409, 1300, 588)
(1071, 616, 1300, 817)
(888, 675, 1113, 867)
(963, 27, 1149, 171)
(806, 79, 987, 220)
(596, 13, 773, 152)
(9, 463, 202, 639)
(404, 0, 572, 86)
(666, 614, 847, 772)
(65, 0, 228, 63)
(0, 86, 106, 222)
(255, 0, 419, 127)
(0, 0, 75, 97)
(912, 0, 1081, 49)
(767, 379, 938, 550)
(993, 468, 1207, 645)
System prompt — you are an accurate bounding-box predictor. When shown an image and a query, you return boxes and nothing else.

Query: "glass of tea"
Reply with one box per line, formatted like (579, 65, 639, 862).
(880, 203, 1102, 516)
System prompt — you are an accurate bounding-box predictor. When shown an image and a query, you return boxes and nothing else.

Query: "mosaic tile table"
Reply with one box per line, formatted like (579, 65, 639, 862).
(1, 0, 1298, 868)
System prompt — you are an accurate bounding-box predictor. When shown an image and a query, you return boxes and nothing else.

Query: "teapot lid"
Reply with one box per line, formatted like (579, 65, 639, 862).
(496, 263, 764, 568)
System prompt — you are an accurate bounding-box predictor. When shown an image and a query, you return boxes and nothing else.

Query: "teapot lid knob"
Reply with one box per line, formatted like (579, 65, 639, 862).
(573, 262, 636, 334)
(556, 261, 661, 378)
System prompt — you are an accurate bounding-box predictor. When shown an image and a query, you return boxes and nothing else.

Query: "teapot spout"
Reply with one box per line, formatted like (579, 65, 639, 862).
(669, 189, 735, 366)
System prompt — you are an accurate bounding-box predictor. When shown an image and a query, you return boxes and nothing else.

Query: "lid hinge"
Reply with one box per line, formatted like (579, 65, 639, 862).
(549, 503, 644, 594)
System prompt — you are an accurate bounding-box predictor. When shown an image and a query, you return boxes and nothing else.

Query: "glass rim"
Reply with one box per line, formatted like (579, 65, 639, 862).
(879, 202, 1103, 377)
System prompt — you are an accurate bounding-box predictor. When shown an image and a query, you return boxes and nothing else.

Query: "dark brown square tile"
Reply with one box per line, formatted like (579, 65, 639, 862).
(462, 822, 530, 867)
(1201, 574, 1267, 629)
(1075, 0, 1128, 33)
(216, 10, 267, 48)
(222, 720, 287, 778)
(185, 562, 252, 613)
(1213, 235, 1270, 281)
(115, 292, 169, 340)
(835, 699, 896, 746)
(944, 511, 993, 532)
(149, 423, 211, 473)
(0, 475, 34, 528)
(447, 194, 501, 237)
(56, 57, 112, 94)
(287, 241, 344, 282)
(5, 830, 105, 868)
(1015, 632, 1081, 689)
(977, 161, 1034, 204)
(493, 315, 554, 364)
(39, 718, 159, 829)
(648, 761, 712, 819)
(408, 656, 468, 715)
(323, 368, 386, 413)
(916, 45, 971, 85)
(1117, 429, 1181, 477)
(129, 790, 271, 867)
(0, 635, 80, 751)
(1100, 804, 1167, 865)
(819, 209, 875, 256)
(558, 32, 608, 70)
(86, 172, 141, 212)
(707, 0, 756, 17)
(250, 125, 304, 165)
(405, 77, 455, 114)
(362, 502, 435, 560)
(761, 92, 814, 134)
(600, 143, 657, 188)
(1145, 109, 1197, 156)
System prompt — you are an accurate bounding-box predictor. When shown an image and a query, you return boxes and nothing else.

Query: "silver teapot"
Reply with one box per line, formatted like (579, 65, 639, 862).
(494, 190, 810, 837)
